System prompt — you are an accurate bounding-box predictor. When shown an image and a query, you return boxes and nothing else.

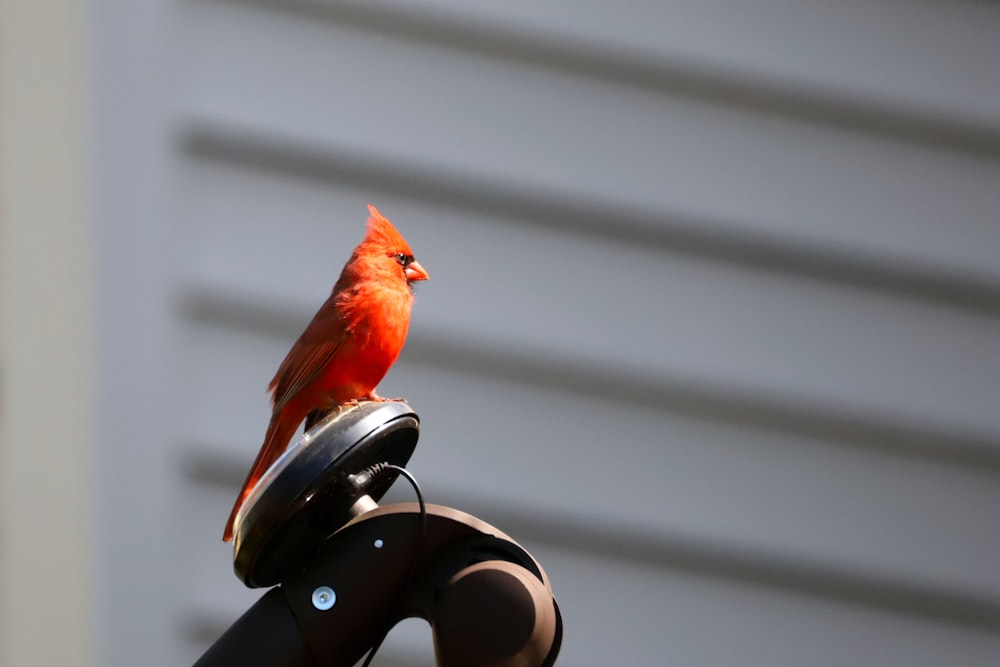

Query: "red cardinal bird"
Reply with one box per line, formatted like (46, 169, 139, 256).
(223, 205, 428, 542)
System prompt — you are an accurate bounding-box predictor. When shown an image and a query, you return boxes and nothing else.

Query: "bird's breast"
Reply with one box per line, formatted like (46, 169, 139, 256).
(340, 284, 414, 356)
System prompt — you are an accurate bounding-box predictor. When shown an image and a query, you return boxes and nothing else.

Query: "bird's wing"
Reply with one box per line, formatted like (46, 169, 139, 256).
(269, 328, 348, 416)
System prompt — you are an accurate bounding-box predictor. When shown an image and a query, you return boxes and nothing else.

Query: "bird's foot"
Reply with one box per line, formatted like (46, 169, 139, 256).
(363, 393, 405, 403)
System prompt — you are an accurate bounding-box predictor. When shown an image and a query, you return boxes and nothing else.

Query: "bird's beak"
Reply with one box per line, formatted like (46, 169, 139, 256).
(405, 260, 429, 282)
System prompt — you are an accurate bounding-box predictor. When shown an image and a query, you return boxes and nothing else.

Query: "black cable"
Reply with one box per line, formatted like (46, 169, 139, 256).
(355, 464, 427, 667)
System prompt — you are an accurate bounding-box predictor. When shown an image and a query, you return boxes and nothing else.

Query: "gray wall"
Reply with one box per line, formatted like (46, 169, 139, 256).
(88, 1, 1000, 665)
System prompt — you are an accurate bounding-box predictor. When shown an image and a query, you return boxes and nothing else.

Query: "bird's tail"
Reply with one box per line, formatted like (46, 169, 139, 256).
(222, 407, 303, 542)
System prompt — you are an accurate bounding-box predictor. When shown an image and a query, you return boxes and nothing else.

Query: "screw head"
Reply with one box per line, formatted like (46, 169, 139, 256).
(311, 586, 336, 611)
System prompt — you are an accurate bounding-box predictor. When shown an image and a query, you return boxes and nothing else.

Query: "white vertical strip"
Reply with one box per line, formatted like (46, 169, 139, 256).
(0, 1, 97, 666)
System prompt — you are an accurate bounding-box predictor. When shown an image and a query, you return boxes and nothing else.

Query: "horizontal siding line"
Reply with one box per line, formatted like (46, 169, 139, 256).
(450, 492, 1000, 635)
(177, 616, 231, 655)
(180, 120, 1000, 319)
(209, 0, 1000, 161)
(180, 448, 1000, 634)
(176, 285, 1000, 474)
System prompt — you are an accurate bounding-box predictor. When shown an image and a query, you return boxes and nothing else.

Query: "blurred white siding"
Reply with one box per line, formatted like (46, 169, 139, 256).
(0, 2, 97, 666)
(88, 0, 1000, 665)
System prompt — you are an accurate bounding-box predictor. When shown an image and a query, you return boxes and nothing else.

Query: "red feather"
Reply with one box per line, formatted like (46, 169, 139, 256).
(223, 205, 428, 541)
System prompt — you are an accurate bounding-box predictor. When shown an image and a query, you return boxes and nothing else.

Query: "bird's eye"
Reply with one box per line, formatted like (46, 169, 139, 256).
(394, 252, 414, 268)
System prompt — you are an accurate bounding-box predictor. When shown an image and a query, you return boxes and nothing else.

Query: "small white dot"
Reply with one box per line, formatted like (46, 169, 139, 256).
(374, 539, 384, 549)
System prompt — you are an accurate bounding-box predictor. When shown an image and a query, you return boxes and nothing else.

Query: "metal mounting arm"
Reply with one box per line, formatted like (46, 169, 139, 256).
(195, 504, 562, 667)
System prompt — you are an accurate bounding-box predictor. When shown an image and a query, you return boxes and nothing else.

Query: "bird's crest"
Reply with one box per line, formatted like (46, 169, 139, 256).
(363, 204, 413, 254)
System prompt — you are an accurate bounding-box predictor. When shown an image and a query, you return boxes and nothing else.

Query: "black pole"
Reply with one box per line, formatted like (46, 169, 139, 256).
(193, 588, 312, 667)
